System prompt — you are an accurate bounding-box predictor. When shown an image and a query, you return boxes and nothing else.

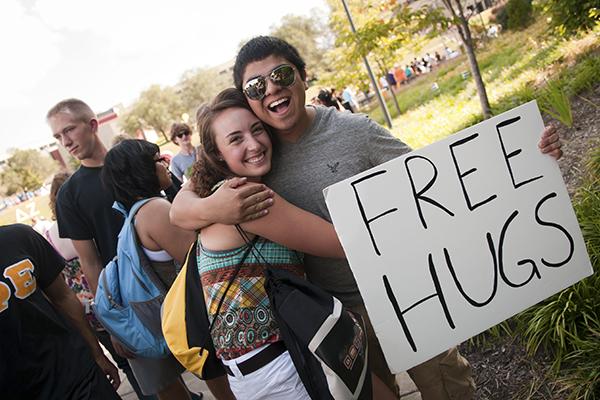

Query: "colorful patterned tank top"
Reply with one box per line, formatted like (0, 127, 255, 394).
(197, 237, 304, 360)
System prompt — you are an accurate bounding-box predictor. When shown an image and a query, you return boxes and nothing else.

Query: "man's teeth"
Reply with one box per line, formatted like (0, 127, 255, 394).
(269, 98, 288, 109)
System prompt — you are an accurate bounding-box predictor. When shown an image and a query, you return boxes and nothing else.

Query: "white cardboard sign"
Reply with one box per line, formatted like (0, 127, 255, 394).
(324, 101, 593, 373)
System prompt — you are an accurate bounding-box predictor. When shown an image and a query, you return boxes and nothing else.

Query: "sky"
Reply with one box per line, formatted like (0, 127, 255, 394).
(0, 0, 328, 159)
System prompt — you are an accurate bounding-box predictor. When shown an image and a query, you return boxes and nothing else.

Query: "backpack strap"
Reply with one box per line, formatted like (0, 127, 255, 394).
(112, 197, 168, 295)
(112, 197, 157, 221)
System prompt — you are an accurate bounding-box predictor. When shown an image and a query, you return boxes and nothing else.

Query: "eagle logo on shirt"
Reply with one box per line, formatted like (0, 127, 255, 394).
(327, 162, 340, 173)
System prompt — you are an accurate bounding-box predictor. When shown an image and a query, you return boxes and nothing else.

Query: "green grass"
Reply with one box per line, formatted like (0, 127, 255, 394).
(366, 57, 466, 124)
(361, 19, 600, 150)
(516, 147, 600, 398)
(0, 195, 52, 226)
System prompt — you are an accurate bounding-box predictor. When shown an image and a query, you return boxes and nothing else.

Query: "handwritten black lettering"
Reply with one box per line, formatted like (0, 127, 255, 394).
(449, 133, 498, 211)
(497, 116, 543, 189)
(535, 192, 574, 267)
(405, 155, 454, 230)
(384, 253, 455, 352)
(351, 171, 398, 256)
(498, 210, 541, 287)
(443, 233, 498, 307)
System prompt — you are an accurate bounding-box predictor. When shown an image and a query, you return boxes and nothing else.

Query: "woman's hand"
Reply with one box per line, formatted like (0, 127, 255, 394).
(212, 177, 274, 224)
(170, 178, 274, 230)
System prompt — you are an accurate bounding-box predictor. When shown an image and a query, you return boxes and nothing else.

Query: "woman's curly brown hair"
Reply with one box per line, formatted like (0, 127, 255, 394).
(49, 171, 71, 220)
(191, 88, 271, 198)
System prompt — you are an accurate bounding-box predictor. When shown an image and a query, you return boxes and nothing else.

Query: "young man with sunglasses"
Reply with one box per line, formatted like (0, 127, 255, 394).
(171, 36, 563, 399)
(169, 122, 197, 182)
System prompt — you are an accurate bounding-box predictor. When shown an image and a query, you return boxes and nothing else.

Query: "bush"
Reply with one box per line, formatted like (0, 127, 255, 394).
(543, 0, 600, 36)
(561, 148, 600, 399)
(517, 147, 600, 396)
(506, 0, 533, 30)
(560, 322, 600, 399)
(491, 2, 509, 30)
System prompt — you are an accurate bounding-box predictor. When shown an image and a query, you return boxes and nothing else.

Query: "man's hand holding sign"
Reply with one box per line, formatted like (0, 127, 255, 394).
(324, 101, 592, 373)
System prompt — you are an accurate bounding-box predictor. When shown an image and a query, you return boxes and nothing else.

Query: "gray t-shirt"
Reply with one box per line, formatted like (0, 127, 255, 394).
(171, 149, 196, 181)
(264, 106, 411, 306)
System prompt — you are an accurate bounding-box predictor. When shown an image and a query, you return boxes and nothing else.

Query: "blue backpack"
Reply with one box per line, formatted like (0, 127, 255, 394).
(94, 198, 170, 359)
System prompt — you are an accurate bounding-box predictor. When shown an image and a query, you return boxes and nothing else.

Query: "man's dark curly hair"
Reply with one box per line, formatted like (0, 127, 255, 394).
(233, 36, 306, 90)
(191, 88, 272, 198)
(102, 139, 162, 210)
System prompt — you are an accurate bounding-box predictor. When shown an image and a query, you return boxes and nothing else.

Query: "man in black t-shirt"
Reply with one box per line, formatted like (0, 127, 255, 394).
(47, 98, 156, 400)
(0, 224, 120, 399)
(48, 99, 122, 289)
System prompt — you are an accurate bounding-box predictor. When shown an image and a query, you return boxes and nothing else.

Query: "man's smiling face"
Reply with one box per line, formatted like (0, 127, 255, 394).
(241, 55, 306, 139)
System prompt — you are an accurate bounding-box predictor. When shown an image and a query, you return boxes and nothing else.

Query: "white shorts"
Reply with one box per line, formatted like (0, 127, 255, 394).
(222, 344, 311, 400)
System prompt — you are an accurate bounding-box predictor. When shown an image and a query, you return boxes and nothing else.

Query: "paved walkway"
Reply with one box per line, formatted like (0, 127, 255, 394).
(117, 369, 422, 399)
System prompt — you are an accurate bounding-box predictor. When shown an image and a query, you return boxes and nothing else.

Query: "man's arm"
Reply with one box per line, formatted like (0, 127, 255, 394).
(44, 274, 121, 390)
(71, 239, 103, 294)
(169, 177, 274, 231)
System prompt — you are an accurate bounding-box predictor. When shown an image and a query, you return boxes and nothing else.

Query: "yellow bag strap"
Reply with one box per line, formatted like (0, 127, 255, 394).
(161, 241, 209, 376)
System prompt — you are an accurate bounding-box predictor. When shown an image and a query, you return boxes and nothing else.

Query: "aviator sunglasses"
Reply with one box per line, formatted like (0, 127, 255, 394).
(243, 64, 296, 101)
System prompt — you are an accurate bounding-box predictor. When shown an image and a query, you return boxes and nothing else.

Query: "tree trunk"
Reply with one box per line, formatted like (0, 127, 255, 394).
(159, 129, 169, 143)
(441, 0, 492, 119)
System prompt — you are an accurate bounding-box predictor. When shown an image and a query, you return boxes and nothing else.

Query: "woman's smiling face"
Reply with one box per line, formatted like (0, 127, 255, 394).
(212, 107, 272, 180)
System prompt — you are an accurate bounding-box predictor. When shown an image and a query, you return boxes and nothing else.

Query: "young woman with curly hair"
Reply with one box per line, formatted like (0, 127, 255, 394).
(189, 88, 395, 400)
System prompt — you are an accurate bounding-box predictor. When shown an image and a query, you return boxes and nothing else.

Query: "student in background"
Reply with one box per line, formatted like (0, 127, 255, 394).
(170, 123, 197, 182)
(102, 139, 216, 400)
(45, 171, 102, 333)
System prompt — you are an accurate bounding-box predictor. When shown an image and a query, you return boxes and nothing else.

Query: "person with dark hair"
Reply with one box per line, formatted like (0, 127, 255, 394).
(45, 171, 101, 334)
(317, 89, 340, 110)
(171, 36, 563, 400)
(0, 223, 120, 399)
(170, 122, 196, 182)
(232, 36, 306, 94)
(183, 88, 394, 399)
(47, 98, 156, 400)
(102, 139, 209, 400)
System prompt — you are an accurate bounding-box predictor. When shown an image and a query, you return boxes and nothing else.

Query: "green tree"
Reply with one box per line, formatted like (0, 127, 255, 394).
(506, 0, 533, 30)
(438, 0, 492, 119)
(1, 149, 59, 195)
(322, 1, 443, 96)
(178, 66, 232, 119)
(323, 0, 493, 119)
(120, 85, 184, 142)
(269, 11, 332, 79)
(542, 0, 599, 36)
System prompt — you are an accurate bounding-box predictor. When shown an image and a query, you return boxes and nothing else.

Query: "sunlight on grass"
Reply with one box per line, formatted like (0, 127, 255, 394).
(382, 20, 600, 149)
(0, 196, 52, 226)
